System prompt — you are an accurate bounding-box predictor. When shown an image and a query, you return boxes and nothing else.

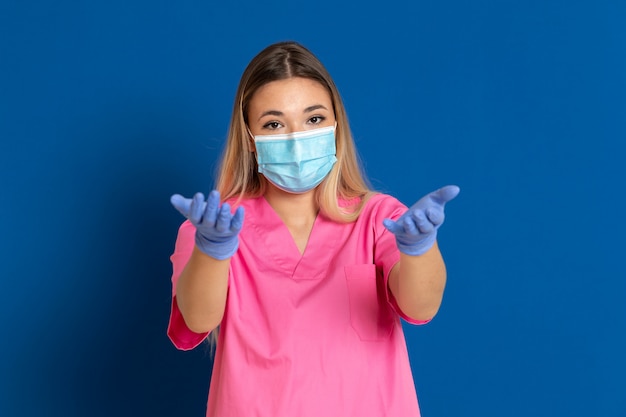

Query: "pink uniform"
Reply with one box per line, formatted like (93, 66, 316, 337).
(168, 193, 428, 416)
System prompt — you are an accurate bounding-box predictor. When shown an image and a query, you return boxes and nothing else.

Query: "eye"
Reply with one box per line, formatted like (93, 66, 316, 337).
(308, 115, 326, 125)
(262, 121, 283, 130)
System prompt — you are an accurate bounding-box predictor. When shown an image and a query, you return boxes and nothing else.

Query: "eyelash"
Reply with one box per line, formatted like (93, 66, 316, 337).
(309, 116, 325, 125)
(263, 121, 282, 130)
(262, 116, 326, 130)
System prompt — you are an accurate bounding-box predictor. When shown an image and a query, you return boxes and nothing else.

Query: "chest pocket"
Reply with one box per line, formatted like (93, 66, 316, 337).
(345, 264, 395, 341)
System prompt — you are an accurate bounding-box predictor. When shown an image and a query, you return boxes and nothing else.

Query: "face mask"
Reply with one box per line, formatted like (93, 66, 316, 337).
(251, 124, 337, 193)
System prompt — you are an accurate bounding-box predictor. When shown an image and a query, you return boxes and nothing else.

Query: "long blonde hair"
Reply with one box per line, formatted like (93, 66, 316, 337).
(215, 41, 374, 222)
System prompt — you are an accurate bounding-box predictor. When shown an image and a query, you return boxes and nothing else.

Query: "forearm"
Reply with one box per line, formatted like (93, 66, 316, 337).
(176, 245, 230, 333)
(388, 242, 447, 322)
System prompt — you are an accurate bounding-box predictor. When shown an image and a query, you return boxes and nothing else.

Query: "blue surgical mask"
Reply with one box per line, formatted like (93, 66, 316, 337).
(251, 124, 337, 193)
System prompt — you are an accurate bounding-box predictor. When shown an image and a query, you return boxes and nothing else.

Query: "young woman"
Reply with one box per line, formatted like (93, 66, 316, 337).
(168, 40, 459, 417)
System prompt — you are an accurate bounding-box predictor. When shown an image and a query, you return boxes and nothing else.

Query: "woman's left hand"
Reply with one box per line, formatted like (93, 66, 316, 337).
(383, 185, 460, 256)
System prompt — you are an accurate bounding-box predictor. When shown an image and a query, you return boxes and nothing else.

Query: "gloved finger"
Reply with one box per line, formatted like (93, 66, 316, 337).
(230, 206, 245, 233)
(429, 185, 460, 206)
(203, 190, 221, 227)
(170, 194, 192, 217)
(425, 207, 444, 227)
(215, 203, 232, 233)
(401, 215, 420, 236)
(189, 193, 206, 225)
(383, 218, 405, 235)
(412, 210, 434, 234)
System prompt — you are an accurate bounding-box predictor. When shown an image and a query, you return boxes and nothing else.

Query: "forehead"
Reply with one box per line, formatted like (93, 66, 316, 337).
(249, 77, 332, 110)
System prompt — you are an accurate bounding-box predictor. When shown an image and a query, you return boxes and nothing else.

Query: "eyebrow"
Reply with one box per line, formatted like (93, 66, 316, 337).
(258, 110, 283, 120)
(304, 104, 328, 113)
(257, 104, 329, 121)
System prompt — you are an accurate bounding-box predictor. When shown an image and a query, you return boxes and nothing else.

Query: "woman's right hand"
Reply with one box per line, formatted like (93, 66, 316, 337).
(170, 190, 245, 260)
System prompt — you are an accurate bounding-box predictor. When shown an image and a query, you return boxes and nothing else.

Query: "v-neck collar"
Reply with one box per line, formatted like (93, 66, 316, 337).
(246, 196, 341, 280)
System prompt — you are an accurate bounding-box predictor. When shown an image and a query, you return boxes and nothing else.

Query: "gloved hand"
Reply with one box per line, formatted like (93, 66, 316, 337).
(170, 190, 245, 260)
(383, 185, 460, 256)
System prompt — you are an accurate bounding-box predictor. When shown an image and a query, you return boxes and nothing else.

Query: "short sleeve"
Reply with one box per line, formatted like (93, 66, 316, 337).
(371, 195, 430, 326)
(166, 220, 209, 350)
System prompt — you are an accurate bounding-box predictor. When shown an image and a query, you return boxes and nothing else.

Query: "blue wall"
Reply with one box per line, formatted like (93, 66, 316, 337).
(1, 1, 624, 416)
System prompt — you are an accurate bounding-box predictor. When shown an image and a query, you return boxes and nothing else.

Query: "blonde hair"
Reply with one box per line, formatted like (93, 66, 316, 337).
(215, 41, 374, 222)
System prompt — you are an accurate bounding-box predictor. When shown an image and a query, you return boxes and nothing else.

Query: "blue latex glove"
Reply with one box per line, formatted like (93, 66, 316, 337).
(383, 185, 460, 256)
(170, 190, 245, 260)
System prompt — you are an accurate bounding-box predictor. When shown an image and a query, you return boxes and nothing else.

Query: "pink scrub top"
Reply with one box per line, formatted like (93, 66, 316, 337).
(168, 193, 428, 417)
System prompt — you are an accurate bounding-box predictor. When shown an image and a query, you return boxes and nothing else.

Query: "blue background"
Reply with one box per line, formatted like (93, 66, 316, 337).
(1, 1, 625, 416)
